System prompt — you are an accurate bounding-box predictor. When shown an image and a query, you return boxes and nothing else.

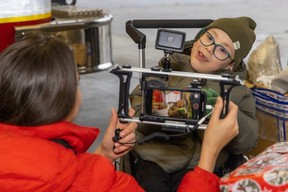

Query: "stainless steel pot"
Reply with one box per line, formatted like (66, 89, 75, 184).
(15, 11, 113, 74)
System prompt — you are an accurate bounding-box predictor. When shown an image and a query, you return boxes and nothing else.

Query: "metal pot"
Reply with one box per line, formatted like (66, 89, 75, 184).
(15, 7, 113, 74)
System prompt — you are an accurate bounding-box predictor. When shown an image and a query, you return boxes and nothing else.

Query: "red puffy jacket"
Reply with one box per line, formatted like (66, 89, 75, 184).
(0, 122, 144, 192)
(0, 122, 220, 191)
(177, 166, 220, 192)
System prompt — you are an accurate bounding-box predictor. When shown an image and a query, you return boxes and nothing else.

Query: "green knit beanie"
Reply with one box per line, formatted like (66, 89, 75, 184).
(198, 16, 257, 71)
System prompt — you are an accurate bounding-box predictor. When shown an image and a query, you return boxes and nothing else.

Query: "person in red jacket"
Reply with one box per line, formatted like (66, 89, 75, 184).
(0, 34, 141, 192)
(0, 34, 238, 192)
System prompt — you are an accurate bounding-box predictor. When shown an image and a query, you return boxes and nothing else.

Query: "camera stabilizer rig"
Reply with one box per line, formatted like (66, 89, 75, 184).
(110, 19, 243, 132)
(110, 65, 242, 132)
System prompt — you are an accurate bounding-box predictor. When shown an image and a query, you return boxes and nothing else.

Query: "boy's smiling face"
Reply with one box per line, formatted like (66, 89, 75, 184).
(190, 28, 235, 73)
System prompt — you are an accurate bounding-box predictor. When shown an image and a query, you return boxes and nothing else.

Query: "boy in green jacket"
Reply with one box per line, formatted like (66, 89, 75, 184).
(129, 16, 259, 192)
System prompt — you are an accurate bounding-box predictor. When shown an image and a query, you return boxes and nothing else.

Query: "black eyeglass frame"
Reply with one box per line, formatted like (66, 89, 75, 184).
(198, 29, 235, 62)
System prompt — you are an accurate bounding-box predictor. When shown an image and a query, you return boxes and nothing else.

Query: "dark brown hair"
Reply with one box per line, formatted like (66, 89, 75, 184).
(0, 34, 78, 126)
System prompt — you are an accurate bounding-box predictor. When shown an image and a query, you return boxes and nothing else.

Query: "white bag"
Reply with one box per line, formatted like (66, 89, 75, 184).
(248, 36, 282, 85)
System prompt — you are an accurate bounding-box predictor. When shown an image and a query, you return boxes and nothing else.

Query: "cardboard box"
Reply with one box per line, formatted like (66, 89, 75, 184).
(220, 142, 288, 191)
(246, 136, 276, 158)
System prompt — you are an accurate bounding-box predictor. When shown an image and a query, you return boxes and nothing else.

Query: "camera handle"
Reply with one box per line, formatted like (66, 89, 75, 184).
(219, 81, 238, 119)
(110, 65, 132, 118)
(126, 19, 213, 69)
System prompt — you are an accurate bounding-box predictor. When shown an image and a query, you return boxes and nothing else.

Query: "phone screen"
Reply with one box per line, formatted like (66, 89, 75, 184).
(145, 88, 206, 120)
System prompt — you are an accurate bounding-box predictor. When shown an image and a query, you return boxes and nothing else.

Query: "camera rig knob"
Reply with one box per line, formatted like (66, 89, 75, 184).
(189, 79, 207, 89)
(112, 128, 122, 142)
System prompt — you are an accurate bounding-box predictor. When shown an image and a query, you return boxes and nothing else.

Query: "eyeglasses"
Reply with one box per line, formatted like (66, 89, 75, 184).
(198, 29, 234, 62)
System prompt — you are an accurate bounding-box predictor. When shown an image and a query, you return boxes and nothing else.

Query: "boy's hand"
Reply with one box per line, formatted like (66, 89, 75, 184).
(198, 97, 239, 172)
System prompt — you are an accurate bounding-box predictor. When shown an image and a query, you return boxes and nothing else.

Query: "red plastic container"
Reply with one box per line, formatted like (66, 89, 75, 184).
(0, 0, 52, 52)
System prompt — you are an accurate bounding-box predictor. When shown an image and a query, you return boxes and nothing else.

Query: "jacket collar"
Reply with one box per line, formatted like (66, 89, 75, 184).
(0, 121, 100, 154)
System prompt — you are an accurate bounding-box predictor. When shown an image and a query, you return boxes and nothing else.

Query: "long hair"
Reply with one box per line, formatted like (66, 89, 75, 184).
(0, 34, 78, 126)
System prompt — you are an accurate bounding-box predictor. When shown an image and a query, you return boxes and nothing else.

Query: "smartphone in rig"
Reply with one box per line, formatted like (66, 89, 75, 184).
(141, 80, 207, 125)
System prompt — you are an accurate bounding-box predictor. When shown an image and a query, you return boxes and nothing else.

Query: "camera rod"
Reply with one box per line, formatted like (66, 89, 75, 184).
(118, 65, 243, 84)
(120, 117, 207, 131)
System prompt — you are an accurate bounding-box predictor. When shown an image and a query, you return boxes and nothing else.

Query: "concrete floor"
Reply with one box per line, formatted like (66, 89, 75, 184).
(73, 0, 288, 152)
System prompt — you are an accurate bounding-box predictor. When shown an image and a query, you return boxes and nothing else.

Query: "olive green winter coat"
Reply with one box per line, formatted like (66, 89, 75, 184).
(129, 42, 259, 174)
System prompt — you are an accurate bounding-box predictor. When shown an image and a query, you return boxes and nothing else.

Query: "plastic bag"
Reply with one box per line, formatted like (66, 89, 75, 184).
(271, 66, 288, 94)
(248, 36, 282, 85)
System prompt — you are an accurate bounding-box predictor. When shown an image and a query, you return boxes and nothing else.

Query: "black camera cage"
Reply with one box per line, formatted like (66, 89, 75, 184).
(110, 19, 242, 131)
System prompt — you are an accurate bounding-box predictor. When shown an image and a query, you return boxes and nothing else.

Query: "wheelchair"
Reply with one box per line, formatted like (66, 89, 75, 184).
(114, 19, 248, 178)
(119, 149, 248, 178)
